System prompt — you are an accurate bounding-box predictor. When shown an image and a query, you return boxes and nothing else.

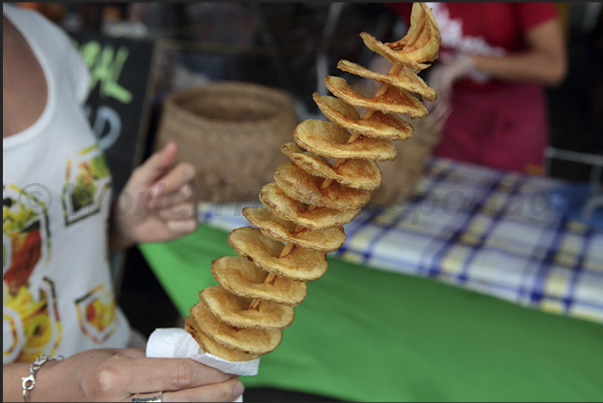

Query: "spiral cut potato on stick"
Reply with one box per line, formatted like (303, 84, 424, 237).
(185, 2, 441, 361)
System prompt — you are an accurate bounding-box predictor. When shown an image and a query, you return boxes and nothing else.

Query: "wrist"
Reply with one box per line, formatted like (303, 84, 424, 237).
(458, 53, 474, 69)
(22, 356, 64, 402)
(458, 53, 490, 82)
(4, 363, 30, 402)
(109, 198, 136, 251)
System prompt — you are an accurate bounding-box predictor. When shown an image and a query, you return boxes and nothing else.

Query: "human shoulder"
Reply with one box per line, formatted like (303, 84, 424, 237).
(515, 2, 558, 33)
(3, 4, 69, 46)
(4, 4, 90, 104)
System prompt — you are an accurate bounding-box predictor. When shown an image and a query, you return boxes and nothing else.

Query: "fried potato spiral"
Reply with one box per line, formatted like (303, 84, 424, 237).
(186, 2, 440, 360)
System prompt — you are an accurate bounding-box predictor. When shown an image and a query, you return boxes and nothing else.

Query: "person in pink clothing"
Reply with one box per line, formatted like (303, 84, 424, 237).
(387, 3, 567, 174)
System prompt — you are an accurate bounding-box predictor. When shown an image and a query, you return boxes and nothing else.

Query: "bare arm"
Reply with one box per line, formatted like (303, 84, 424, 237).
(470, 19, 567, 86)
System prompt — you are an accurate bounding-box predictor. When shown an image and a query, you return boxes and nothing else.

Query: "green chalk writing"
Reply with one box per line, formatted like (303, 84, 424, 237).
(75, 40, 133, 104)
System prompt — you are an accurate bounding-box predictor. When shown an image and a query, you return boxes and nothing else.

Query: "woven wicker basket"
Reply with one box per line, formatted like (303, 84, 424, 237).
(368, 116, 443, 206)
(155, 82, 298, 203)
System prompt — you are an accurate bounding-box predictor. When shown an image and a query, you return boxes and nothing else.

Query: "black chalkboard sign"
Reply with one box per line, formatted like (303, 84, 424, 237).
(69, 30, 156, 196)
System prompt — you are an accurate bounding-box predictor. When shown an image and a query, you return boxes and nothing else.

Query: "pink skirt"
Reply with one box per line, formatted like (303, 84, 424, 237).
(433, 82, 549, 173)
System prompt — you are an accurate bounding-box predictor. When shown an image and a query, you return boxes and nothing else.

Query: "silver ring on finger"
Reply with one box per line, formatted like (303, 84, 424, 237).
(131, 391, 164, 402)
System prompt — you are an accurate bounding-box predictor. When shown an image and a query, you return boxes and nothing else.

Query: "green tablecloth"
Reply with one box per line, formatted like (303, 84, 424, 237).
(139, 224, 603, 402)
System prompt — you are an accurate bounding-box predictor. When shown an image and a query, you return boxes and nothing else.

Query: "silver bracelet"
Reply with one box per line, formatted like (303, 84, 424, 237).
(22, 354, 64, 402)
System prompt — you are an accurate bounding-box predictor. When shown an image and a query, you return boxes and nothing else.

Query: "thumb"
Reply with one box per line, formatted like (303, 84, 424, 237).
(135, 142, 179, 187)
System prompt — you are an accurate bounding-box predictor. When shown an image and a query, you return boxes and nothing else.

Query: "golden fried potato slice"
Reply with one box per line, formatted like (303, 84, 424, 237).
(313, 93, 414, 140)
(227, 226, 328, 282)
(185, 316, 259, 362)
(274, 162, 371, 210)
(200, 285, 294, 331)
(211, 256, 307, 306)
(189, 301, 282, 355)
(294, 119, 397, 161)
(337, 60, 436, 102)
(260, 183, 361, 230)
(324, 76, 427, 119)
(359, 32, 430, 71)
(281, 142, 381, 191)
(386, 3, 440, 64)
(243, 206, 345, 252)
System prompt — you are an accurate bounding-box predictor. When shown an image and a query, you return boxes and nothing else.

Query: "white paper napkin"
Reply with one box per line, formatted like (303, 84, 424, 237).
(146, 328, 260, 402)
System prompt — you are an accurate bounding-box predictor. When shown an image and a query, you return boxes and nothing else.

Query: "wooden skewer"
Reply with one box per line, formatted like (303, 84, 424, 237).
(248, 61, 403, 310)
(320, 62, 403, 189)
(248, 243, 293, 309)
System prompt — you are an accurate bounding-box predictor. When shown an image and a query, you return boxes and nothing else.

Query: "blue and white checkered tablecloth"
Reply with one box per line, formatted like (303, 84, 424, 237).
(198, 157, 603, 325)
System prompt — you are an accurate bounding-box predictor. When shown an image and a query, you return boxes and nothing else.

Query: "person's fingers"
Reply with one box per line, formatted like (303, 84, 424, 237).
(431, 101, 451, 123)
(131, 142, 179, 186)
(177, 183, 195, 202)
(116, 357, 232, 394)
(427, 75, 443, 93)
(154, 201, 197, 221)
(438, 76, 453, 102)
(162, 377, 244, 403)
(439, 104, 452, 124)
(149, 162, 196, 201)
(150, 183, 195, 211)
(115, 348, 146, 359)
(166, 219, 198, 235)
